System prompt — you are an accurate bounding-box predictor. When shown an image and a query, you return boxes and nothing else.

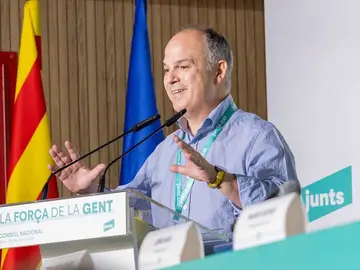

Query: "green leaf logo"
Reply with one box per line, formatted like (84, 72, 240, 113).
(103, 219, 115, 232)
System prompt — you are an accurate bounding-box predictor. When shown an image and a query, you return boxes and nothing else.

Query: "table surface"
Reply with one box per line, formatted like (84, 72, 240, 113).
(166, 219, 360, 270)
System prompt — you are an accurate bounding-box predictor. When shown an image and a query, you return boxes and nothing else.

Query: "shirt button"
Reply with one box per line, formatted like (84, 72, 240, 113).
(183, 205, 188, 210)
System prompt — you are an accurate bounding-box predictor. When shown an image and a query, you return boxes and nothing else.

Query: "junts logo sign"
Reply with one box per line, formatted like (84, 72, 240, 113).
(301, 166, 352, 222)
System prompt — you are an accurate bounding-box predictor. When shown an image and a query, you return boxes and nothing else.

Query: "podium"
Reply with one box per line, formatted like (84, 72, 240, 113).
(0, 190, 230, 269)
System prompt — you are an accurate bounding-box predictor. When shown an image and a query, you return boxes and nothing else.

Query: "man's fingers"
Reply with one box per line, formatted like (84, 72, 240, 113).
(49, 144, 80, 178)
(184, 153, 194, 161)
(56, 147, 72, 164)
(185, 152, 205, 166)
(88, 163, 106, 179)
(169, 164, 187, 174)
(173, 135, 204, 166)
(173, 135, 193, 154)
(47, 164, 56, 173)
(47, 163, 68, 179)
(65, 141, 81, 161)
(173, 134, 182, 143)
(49, 146, 66, 168)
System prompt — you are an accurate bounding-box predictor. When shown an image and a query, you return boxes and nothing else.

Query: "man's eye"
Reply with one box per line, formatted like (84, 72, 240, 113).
(180, 66, 189, 69)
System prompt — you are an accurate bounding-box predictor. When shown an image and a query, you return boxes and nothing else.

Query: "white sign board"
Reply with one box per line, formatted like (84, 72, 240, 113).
(233, 193, 307, 251)
(265, 0, 358, 232)
(0, 192, 128, 248)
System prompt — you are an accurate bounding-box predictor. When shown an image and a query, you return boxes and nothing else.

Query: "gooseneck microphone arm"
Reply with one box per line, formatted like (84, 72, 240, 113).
(40, 114, 161, 200)
(98, 125, 164, 192)
(98, 108, 187, 192)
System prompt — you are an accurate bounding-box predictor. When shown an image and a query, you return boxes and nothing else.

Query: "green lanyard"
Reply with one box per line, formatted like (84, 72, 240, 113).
(173, 102, 237, 221)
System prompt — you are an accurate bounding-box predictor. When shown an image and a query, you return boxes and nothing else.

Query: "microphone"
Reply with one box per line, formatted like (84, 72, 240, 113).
(40, 114, 161, 200)
(98, 108, 187, 192)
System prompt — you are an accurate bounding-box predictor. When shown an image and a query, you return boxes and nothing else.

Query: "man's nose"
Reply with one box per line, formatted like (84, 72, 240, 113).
(165, 70, 180, 85)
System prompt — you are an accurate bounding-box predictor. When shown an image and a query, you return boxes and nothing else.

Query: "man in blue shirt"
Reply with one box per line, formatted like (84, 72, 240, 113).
(48, 25, 298, 237)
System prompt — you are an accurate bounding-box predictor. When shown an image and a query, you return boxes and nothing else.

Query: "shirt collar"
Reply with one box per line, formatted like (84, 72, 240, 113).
(177, 94, 235, 140)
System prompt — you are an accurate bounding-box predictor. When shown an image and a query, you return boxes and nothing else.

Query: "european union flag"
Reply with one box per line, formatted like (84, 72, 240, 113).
(120, 0, 164, 185)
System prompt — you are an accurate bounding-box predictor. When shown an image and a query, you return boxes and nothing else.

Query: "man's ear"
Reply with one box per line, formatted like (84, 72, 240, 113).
(214, 60, 227, 86)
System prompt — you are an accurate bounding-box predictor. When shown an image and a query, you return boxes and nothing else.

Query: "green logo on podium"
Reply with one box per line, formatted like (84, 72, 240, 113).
(301, 166, 352, 222)
(103, 219, 115, 232)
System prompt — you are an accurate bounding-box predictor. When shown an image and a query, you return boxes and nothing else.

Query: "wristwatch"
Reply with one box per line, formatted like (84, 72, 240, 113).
(208, 166, 226, 189)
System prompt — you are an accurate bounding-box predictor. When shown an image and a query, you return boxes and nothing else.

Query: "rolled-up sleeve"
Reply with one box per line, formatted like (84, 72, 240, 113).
(231, 125, 298, 214)
(110, 143, 160, 197)
(113, 158, 153, 197)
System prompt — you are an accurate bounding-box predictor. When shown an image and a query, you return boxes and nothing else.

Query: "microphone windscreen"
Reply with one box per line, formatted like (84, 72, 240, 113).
(165, 109, 187, 127)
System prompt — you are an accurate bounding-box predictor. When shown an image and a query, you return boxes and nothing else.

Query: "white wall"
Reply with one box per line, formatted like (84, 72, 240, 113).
(264, 0, 360, 232)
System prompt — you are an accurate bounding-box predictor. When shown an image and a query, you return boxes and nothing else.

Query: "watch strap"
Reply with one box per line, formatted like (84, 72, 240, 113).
(208, 166, 225, 189)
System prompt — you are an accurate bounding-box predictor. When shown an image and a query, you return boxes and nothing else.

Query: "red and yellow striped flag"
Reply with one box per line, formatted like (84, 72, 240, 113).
(1, 0, 59, 269)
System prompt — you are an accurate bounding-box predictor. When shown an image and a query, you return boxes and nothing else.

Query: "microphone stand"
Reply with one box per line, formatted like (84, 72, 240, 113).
(40, 114, 160, 200)
(98, 125, 164, 192)
(98, 108, 187, 192)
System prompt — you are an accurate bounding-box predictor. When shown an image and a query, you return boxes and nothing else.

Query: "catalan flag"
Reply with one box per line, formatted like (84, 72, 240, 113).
(1, 0, 59, 269)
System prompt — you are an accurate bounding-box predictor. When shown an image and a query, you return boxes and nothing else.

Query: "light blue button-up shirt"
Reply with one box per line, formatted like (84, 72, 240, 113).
(116, 94, 298, 238)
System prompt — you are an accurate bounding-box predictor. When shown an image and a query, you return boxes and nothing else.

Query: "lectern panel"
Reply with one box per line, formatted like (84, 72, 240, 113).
(0, 191, 128, 249)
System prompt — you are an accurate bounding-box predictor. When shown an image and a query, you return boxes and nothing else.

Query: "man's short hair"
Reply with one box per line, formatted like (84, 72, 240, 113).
(179, 25, 234, 91)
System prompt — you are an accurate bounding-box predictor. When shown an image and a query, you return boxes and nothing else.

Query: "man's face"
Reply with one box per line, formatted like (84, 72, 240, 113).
(163, 30, 217, 114)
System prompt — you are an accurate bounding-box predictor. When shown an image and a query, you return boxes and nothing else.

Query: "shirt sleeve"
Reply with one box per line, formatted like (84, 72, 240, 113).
(231, 125, 299, 214)
(106, 144, 160, 198)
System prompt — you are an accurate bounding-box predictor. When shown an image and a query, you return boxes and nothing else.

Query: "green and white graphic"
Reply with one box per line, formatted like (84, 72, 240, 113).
(104, 219, 115, 232)
(301, 166, 352, 222)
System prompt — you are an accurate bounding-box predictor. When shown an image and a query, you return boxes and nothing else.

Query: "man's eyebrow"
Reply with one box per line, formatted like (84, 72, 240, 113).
(163, 59, 194, 65)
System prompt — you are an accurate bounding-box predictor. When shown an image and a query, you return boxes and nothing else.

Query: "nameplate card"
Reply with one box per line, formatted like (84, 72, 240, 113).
(41, 250, 94, 270)
(0, 192, 128, 249)
(138, 221, 204, 270)
(233, 192, 307, 251)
